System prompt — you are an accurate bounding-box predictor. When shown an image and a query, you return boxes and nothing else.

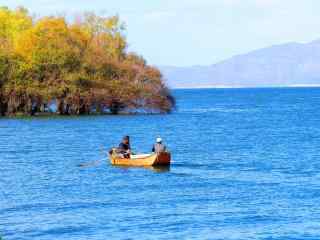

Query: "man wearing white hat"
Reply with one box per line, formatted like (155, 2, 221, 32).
(152, 137, 166, 153)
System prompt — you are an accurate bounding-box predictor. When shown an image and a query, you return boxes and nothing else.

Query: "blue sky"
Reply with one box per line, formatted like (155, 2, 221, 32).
(1, 0, 320, 66)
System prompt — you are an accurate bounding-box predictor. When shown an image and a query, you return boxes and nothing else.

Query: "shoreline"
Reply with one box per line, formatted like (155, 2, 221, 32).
(0, 112, 167, 119)
(171, 84, 320, 90)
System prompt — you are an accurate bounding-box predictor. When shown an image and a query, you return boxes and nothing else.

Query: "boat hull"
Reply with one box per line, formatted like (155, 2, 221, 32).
(109, 152, 171, 167)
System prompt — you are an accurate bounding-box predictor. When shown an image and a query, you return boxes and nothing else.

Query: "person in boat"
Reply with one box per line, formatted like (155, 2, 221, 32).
(118, 135, 131, 158)
(152, 137, 166, 153)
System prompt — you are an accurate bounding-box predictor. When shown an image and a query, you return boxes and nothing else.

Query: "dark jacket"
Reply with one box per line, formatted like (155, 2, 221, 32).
(118, 142, 130, 153)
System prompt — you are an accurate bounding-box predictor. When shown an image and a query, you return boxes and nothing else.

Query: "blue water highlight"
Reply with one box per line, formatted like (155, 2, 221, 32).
(1, 88, 320, 239)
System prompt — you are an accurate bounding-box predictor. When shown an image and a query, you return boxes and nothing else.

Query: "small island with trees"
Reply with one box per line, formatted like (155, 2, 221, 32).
(0, 7, 175, 117)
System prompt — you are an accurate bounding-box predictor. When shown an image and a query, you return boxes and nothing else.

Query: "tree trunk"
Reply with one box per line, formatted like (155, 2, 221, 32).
(25, 95, 33, 116)
(57, 99, 65, 115)
(0, 93, 7, 116)
(64, 103, 70, 115)
(110, 101, 119, 114)
(7, 92, 17, 116)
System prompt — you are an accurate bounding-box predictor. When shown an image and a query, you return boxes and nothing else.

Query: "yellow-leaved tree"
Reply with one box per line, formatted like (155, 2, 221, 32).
(0, 7, 175, 116)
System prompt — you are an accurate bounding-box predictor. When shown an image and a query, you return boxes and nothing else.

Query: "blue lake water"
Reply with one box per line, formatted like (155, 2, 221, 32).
(1, 88, 320, 239)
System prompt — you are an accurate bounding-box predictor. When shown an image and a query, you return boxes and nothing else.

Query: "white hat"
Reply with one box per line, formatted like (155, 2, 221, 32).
(156, 137, 162, 143)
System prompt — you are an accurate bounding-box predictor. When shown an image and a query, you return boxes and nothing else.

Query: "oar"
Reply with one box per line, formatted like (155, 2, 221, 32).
(78, 147, 108, 167)
(78, 159, 102, 168)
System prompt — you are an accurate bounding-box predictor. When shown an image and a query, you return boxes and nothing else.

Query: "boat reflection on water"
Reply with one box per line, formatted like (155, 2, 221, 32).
(112, 165, 170, 173)
(148, 165, 170, 173)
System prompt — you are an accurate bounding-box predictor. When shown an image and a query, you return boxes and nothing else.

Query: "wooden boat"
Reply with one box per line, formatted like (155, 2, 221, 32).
(112, 165, 171, 173)
(109, 150, 171, 167)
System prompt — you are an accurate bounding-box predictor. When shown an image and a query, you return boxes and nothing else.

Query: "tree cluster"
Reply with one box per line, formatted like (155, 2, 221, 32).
(0, 7, 175, 116)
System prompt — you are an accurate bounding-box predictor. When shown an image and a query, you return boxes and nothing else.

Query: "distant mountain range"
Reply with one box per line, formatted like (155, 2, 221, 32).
(160, 40, 320, 88)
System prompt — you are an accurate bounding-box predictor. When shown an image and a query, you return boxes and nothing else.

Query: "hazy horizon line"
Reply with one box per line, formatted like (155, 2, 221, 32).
(170, 84, 320, 90)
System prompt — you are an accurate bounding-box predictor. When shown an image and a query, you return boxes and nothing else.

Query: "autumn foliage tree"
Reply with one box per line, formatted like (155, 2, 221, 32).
(0, 7, 175, 116)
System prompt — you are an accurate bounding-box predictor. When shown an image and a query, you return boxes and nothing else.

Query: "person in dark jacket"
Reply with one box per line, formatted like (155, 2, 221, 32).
(118, 136, 131, 158)
(152, 137, 166, 153)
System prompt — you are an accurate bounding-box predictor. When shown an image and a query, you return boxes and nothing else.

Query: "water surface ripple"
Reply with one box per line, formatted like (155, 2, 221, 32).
(1, 88, 320, 239)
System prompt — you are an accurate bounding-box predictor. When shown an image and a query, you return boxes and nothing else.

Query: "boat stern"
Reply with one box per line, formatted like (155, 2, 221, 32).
(154, 152, 171, 166)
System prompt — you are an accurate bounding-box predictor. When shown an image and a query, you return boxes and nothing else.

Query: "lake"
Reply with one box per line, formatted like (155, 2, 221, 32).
(1, 88, 320, 240)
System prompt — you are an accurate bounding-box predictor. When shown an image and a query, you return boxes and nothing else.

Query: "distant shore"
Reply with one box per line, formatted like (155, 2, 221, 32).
(171, 84, 320, 89)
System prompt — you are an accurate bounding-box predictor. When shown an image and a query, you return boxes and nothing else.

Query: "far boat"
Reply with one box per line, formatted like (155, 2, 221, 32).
(109, 149, 171, 167)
